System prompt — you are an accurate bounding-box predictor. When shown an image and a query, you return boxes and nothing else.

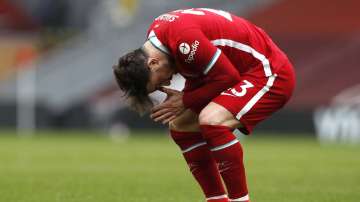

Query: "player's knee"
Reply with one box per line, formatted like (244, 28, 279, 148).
(199, 107, 224, 126)
(169, 118, 184, 131)
(169, 110, 199, 132)
(199, 103, 241, 128)
(169, 118, 199, 132)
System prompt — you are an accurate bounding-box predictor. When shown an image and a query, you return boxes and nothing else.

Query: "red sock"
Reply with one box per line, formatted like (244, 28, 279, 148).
(170, 130, 227, 200)
(200, 125, 249, 200)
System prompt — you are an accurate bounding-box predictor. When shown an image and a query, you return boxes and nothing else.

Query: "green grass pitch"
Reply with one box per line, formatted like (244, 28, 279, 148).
(0, 130, 359, 202)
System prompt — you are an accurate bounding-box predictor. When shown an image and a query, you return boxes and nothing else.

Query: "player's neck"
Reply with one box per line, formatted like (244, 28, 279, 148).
(143, 41, 167, 60)
(143, 41, 177, 72)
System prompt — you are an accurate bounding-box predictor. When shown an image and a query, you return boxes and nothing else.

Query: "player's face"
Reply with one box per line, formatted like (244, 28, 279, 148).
(146, 57, 175, 93)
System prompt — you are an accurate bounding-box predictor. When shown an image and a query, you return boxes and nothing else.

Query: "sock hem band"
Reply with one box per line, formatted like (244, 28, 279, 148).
(182, 142, 207, 153)
(206, 194, 228, 200)
(210, 139, 239, 151)
(229, 194, 249, 201)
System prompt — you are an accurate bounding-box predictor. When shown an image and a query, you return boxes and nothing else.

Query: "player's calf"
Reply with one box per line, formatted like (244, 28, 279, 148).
(170, 130, 227, 200)
(169, 110, 227, 200)
(199, 102, 249, 201)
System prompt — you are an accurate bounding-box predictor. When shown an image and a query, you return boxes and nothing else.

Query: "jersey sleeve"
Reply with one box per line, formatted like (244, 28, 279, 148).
(172, 28, 242, 110)
(173, 28, 217, 75)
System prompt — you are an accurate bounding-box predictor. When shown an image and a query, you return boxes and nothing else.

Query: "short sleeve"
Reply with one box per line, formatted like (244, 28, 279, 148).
(173, 29, 221, 77)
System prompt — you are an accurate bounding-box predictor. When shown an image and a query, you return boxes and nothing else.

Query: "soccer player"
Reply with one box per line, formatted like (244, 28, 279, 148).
(113, 8, 295, 202)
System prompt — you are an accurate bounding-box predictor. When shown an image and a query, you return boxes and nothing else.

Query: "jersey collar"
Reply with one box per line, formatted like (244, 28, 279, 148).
(148, 30, 170, 55)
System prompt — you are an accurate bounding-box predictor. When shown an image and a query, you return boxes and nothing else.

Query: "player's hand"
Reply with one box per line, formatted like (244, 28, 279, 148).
(150, 87, 185, 124)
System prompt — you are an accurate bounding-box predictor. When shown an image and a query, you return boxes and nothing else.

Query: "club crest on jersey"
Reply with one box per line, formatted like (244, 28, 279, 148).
(179, 43, 191, 54)
(184, 40, 200, 63)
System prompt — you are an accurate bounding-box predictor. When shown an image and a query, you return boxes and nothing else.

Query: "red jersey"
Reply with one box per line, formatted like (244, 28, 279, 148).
(146, 8, 291, 110)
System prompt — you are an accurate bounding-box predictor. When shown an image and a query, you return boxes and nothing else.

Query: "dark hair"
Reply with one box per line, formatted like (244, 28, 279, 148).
(113, 48, 153, 114)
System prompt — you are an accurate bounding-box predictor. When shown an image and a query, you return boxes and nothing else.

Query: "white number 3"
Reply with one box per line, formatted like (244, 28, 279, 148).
(230, 80, 254, 97)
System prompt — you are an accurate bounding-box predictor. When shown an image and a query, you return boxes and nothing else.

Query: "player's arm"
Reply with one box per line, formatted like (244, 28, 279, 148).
(151, 28, 241, 123)
(176, 28, 241, 110)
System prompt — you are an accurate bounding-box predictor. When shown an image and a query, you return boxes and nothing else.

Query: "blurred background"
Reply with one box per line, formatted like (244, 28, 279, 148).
(0, 0, 359, 140)
(0, 1, 359, 202)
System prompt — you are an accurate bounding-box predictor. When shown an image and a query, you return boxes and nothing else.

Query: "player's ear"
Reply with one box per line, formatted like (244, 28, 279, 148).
(147, 57, 159, 70)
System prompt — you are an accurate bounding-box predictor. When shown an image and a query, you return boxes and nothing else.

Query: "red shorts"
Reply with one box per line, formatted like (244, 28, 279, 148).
(212, 62, 295, 134)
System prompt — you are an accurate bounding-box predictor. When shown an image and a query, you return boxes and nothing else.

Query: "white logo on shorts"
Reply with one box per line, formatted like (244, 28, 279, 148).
(179, 43, 191, 54)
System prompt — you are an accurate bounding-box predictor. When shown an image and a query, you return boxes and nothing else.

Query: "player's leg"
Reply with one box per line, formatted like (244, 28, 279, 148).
(169, 109, 229, 202)
(198, 65, 295, 202)
(199, 103, 249, 202)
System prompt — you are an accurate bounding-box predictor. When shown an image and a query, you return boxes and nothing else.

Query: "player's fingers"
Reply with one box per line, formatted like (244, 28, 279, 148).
(151, 102, 171, 113)
(154, 111, 174, 122)
(162, 115, 177, 125)
(150, 108, 171, 119)
(159, 87, 179, 95)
